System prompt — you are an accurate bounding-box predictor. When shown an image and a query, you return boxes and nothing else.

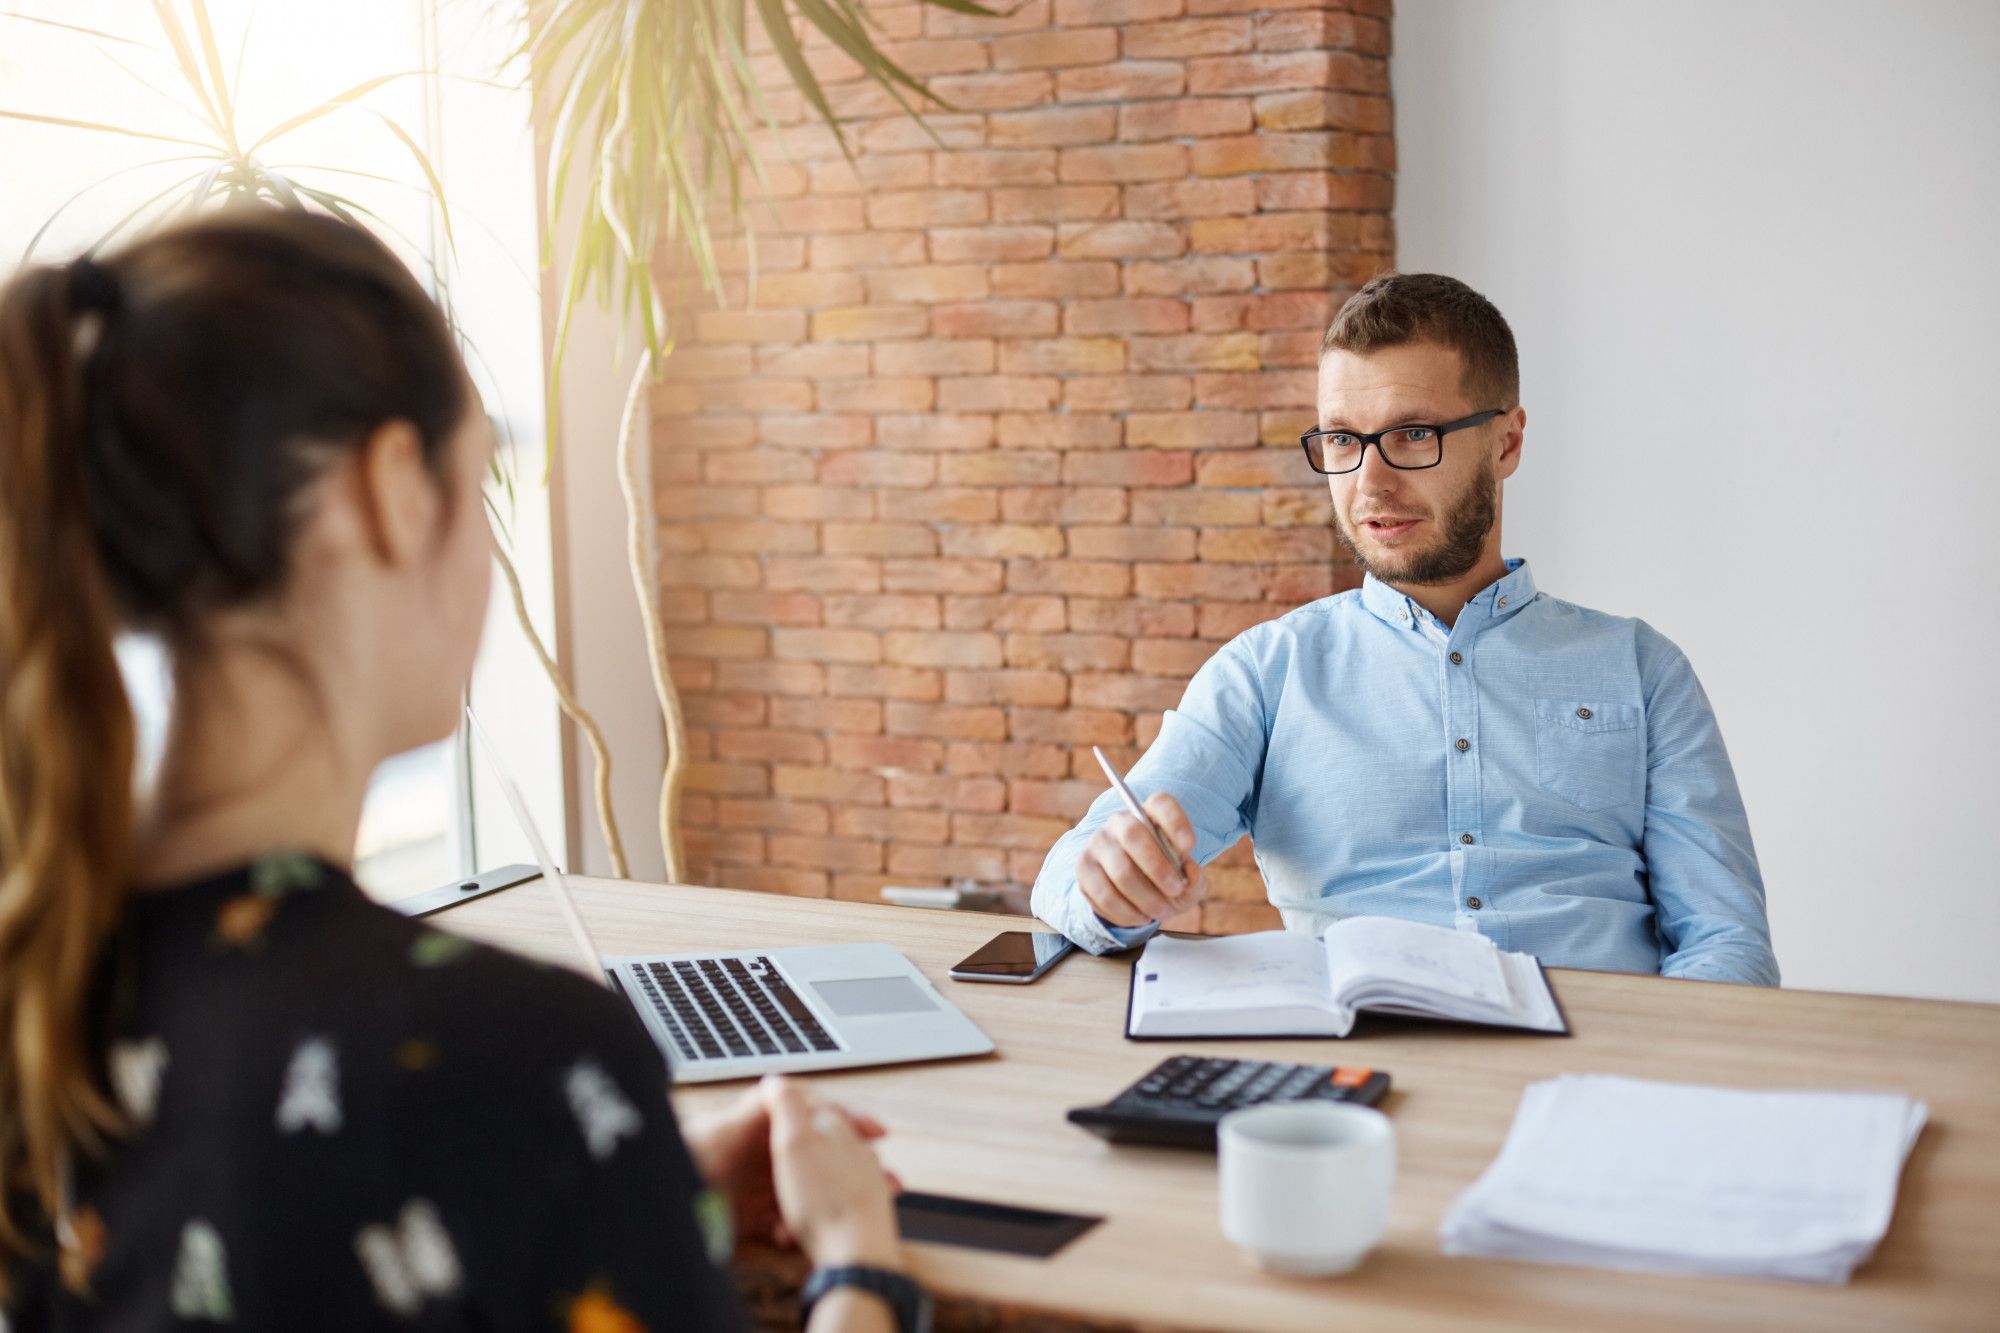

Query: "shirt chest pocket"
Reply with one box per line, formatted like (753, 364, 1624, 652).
(1533, 699, 1645, 813)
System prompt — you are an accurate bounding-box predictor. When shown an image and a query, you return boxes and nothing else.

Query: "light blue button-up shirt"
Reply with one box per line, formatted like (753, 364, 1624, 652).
(1032, 560, 1778, 985)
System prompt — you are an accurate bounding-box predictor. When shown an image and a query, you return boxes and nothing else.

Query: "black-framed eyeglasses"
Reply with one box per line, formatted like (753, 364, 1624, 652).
(1299, 409, 1505, 475)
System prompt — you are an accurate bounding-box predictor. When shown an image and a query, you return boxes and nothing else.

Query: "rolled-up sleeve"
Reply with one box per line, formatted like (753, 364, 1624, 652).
(1637, 627, 1780, 986)
(1031, 640, 1268, 954)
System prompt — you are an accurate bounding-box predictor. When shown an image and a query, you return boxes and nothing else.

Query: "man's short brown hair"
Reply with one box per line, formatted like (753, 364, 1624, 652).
(1319, 272, 1519, 409)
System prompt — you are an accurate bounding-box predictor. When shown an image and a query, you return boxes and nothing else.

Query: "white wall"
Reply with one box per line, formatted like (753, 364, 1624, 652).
(1393, 0, 2000, 1001)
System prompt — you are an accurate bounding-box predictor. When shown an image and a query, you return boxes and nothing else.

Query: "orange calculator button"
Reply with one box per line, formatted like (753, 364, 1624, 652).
(1331, 1067, 1374, 1088)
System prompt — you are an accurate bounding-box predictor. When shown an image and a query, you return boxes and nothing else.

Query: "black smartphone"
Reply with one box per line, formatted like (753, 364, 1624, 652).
(947, 930, 1077, 984)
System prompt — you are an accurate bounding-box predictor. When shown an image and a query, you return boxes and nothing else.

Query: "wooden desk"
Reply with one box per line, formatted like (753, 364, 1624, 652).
(442, 878, 2000, 1332)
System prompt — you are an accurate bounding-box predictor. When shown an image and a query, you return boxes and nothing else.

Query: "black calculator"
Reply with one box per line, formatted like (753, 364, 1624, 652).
(1066, 1055, 1392, 1150)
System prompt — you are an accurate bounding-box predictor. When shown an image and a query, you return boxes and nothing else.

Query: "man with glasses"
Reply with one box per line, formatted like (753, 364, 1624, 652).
(1032, 273, 1778, 985)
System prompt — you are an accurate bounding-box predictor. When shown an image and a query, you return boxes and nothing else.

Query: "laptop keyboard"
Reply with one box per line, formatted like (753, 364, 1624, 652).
(629, 955, 840, 1063)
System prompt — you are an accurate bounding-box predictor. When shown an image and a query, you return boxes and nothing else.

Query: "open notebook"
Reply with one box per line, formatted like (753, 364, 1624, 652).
(1125, 916, 1568, 1040)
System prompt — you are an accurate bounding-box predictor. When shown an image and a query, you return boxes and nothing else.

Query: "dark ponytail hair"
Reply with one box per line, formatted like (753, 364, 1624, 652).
(0, 209, 466, 1278)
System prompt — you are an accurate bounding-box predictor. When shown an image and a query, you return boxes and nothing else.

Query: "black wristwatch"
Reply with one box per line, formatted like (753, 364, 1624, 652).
(799, 1264, 932, 1333)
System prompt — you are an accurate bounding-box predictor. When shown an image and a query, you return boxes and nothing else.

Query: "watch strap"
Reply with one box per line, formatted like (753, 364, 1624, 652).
(800, 1264, 930, 1333)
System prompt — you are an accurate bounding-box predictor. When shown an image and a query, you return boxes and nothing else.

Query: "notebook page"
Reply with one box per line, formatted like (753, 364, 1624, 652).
(1321, 915, 1511, 1012)
(1134, 932, 1331, 1016)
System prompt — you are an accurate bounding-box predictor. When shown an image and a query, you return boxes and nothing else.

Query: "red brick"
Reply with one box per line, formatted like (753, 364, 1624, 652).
(1132, 637, 1217, 677)
(696, 309, 806, 343)
(686, 829, 764, 865)
(835, 807, 953, 843)
(1056, 61, 1186, 102)
(882, 557, 1005, 594)
(761, 414, 872, 449)
(1123, 177, 1257, 220)
(991, 261, 1121, 300)
(933, 300, 1061, 339)
(1006, 559, 1132, 597)
(1124, 256, 1257, 296)
(999, 337, 1127, 376)
(1259, 250, 1391, 292)
(854, 114, 985, 153)
(882, 630, 1003, 669)
(887, 773, 1009, 812)
(770, 697, 884, 734)
(823, 522, 938, 558)
(872, 38, 991, 76)
(739, 270, 868, 308)
(758, 344, 870, 379)
(810, 231, 927, 268)
(935, 149, 1058, 188)
(815, 378, 935, 414)
(706, 450, 813, 486)
(930, 225, 1057, 263)
(952, 811, 1075, 850)
(660, 345, 751, 380)
(711, 590, 825, 625)
(1003, 633, 1130, 672)
(1124, 410, 1259, 448)
(942, 594, 1068, 631)
(760, 195, 866, 233)
(1191, 290, 1338, 332)
(1263, 408, 1321, 445)
(1128, 331, 1260, 371)
(1194, 369, 1317, 409)
(1256, 11, 1390, 54)
(937, 375, 1062, 413)
(866, 189, 990, 230)
(727, 662, 826, 697)
(1007, 778, 1105, 821)
(885, 701, 1009, 741)
(819, 452, 937, 488)
(1070, 597, 1199, 638)
(683, 761, 770, 795)
(1057, 220, 1187, 260)
(1197, 527, 1333, 563)
(770, 627, 880, 664)
(659, 485, 756, 520)
(896, 488, 1002, 523)
(717, 798, 829, 836)
(1064, 450, 1195, 487)
(1064, 374, 1192, 412)
(929, 0, 1051, 37)
(1068, 673, 1187, 711)
(1260, 329, 1321, 368)
(715, 729, 827, 765)
(825, 663, 944, 702)
(1125, 18, 1252, 59)
(775, 765, 884, 805)
(1256, 171, 1394, 212)
(876, 413, 996, 451)
(944, 668, 1070, 706)
(988, 106, 1117, 147)
(821, 594, 942, 631)
(887, 843, 1011, 882)
(768, 833, 885, 873)
(657, 587, 707, 623)
(1191, 133, 1365, 177)
(874, 341, 996, 377)
(995, 414, 1123, 449)
(809, 153, 931, 195)
(1186, 50, 1389, 97)
(1056, 0, 1182, 21)
(991, 27, 1119, 68)
(999, 486, 1127, 524)
(1006, 707, 1134, 745)
(939, 525, 1067, 560)
(717, 865, 829, 898)
(764, 556, 882, 592)
(1066, 525, 1197, 561)
(1118, 96, 1254, 141)
(1064, 298, 1190, 335)
(943, 453, 1061, 487)
(832, 732, 948, 772)
(990, 185, 1121, 223)
(1131, 489, 1264, 525)
(1058, 142, 1188, 183)
(944, 741, 1070, 780)
(863, 265, 990, 304)
(926, 70, 1055, 111)
(1253, 91, 1393, 134)
(811, 305, 929, 342)
(684, 693, 768, 729)
(1199, 601, 1290, 639)
(828, 873, 897, 904)
(671, 625, 770, 659)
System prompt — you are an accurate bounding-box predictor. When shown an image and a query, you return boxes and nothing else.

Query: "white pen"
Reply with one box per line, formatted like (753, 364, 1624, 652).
(1091, 745, 1190, 887)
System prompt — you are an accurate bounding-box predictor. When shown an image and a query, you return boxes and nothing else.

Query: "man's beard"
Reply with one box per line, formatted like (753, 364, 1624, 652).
(1332, 456, 1498, 586)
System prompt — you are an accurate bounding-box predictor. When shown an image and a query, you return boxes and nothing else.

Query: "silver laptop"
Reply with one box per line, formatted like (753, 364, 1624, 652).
(466, 712, 994, 1084)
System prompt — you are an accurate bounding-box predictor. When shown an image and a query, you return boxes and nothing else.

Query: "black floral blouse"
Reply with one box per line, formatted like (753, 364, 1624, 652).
(3, 853, 746, 1331)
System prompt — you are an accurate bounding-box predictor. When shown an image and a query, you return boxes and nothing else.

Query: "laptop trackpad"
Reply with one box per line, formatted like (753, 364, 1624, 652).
(811, 976, 938, 1017)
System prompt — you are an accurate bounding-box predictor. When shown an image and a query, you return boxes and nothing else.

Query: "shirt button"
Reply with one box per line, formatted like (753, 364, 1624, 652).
(1449, 651, 1464, 665)
(1455, 738, 1470, 752)
(1460, 833, 1475, 845)
(1497, 597, 1508, 608)
(1576, 707, 1593, 720)
(1467, 897, 1483, 910)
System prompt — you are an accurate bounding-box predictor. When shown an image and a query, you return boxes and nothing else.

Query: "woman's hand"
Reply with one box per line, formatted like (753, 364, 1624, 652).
(761, 1074, 903, 1269)
(682, 1081, 891, 1250)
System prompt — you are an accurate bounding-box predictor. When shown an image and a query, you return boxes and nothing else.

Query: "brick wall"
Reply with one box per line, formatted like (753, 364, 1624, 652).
(652, 0, 1393, 934)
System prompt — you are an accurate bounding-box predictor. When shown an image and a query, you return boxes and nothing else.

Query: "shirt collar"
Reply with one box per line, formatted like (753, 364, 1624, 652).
(1360, 558, 1539, 633)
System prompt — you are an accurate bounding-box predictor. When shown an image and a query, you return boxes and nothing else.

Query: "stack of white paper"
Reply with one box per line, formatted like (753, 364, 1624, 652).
(1440, 1074, 1927, 1283)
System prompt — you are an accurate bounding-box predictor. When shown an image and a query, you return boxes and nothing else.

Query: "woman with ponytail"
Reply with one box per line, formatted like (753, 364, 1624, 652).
(0, 212, 911, 1331)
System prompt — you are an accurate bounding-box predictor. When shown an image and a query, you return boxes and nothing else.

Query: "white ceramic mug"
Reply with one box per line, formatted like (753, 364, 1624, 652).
(1218, 1101, 1395, 1276)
